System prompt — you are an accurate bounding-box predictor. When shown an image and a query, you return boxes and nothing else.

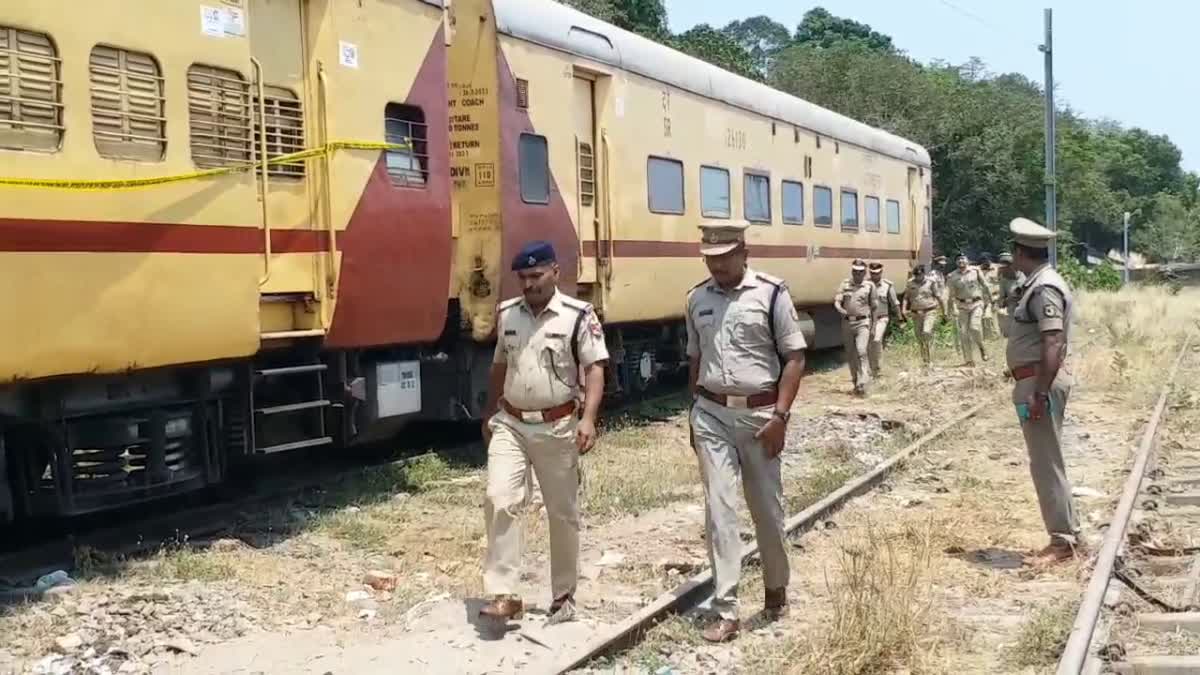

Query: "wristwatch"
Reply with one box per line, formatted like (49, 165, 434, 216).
(772, 409, 791, 423)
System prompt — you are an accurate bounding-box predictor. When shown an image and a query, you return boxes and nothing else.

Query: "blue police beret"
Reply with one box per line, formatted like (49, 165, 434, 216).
(512, 240, 556, 271)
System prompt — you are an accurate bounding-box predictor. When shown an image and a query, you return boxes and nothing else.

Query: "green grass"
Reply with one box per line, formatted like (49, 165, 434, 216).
(160, 548, 236, 582)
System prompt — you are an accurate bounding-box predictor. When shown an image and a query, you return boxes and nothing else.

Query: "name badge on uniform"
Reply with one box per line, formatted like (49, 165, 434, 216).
(504, 330, 517, 336)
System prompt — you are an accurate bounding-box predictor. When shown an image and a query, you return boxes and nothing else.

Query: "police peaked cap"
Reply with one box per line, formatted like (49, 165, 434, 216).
(512, 241, 557, 271)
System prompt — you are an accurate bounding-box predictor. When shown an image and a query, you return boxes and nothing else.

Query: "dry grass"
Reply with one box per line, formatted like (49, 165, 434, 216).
(786, 518, 941, 675)
(581, 416, 698, 522)
(1005, 597, 1080, 669)
(1072, 286, 1200, 403)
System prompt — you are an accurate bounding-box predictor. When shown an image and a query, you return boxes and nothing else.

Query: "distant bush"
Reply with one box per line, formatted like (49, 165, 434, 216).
(1058, 257, 1123, 292)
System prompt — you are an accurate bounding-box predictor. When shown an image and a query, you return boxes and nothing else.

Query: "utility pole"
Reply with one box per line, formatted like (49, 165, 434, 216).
(1123, 211, 1131, 284)
(1040, 8, 1057, 268)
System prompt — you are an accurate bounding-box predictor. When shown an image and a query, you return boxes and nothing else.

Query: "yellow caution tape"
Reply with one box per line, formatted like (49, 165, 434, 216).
(0, 140, 412, 191)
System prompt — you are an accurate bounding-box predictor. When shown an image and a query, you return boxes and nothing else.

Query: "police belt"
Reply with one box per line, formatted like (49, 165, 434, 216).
(697, 387, 778, 410)
(1008, 364, 1038, 381)
(501, 398, 578, 424)
(843, 314, 869, 321)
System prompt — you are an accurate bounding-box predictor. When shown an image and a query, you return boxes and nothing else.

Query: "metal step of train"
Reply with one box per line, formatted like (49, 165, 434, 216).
(251, 360, 335, 455)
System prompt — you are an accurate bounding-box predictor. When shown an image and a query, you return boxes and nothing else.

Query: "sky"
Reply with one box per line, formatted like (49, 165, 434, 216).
(666, 0, 1197, 171)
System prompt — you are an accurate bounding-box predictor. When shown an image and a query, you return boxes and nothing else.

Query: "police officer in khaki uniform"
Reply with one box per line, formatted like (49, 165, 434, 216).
(479, 241, 610, 622)
(834, 259, 877, 396)
(996, 252, 1026, 338)
(901, 264, 945, 367)
(978, 254, 1000, 340)
(867, 262, 902, 378)
(931, 254, 960, 358)
(686, 222, 807, 643)
(1006, 219, 1082, 565)
(946, 253, 993, 366)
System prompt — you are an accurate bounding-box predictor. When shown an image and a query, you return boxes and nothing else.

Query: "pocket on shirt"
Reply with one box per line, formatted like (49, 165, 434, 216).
(732, 307, 771, 345)
(543, 335, 576, 377)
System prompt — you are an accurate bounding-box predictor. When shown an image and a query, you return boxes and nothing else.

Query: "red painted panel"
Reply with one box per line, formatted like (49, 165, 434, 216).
(0, 217, 333, 254)
(325, 29, 452, 349)
(497, 51, 579, 300)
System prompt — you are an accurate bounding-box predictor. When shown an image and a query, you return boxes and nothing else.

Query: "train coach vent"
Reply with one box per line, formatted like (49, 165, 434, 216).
(187, 65, 252, 168)
(0, 26, 63, 152)
(89, 45, 166, 161)
(516, 78, 529, 109)
(577, 141, 595, 206)
(253, 87, 305, 178)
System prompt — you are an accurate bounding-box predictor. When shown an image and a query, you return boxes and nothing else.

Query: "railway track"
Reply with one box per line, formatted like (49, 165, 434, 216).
(553, 398, 990, 674)
(1057, 336, 1199, 675)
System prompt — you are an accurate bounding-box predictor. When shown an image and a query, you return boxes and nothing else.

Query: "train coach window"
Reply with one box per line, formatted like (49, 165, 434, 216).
(864, 196, 881, 233)
(782, 180, 804, 225)
(520, 133, 550, 204)
(0, 26, 63, 152)
(385, 103, 428, 188)
(89, 45, 165, 161)
(254, 87, 305, 178)
(647, 156, 684, 215)
(887, 199, 902, 234)
(840, 188, 859, 231)
(700, 166, 730, 219)
(813, 186, 833, 227)
(924, 206, 932, 236)
(744, 172, 771, 224)
(187, 65, 252, 168)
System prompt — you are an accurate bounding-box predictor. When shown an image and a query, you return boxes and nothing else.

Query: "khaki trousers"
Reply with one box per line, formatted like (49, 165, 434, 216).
(1012, 372, 1079, 541)
(955, 300, 985, 364)
(842, 318, 871, 390)
(483, 410, 580, 599)
(690, 397, 789, 620)
(982, 303, 998, 340)
(868, 317, 889, 377)
(912, 309, 938, 365)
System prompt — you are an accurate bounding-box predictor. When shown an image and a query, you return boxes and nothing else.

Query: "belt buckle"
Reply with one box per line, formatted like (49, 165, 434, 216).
(726, 395, 749, 409)
(520, 410, 545, 424)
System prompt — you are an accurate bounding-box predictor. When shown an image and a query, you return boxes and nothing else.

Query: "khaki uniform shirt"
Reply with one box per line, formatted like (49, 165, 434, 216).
(980, 267, 1000, 304)
(871, 278, 901, 318)
(493, 290, 610, 410)
(1005, 264, 1072, 370)
(947, 267, 992, 305)
(904, 276, 942, 312)
(686, 269, 807, 396)
(835, 278, 877, 324)
(998, 270, 1027, 309)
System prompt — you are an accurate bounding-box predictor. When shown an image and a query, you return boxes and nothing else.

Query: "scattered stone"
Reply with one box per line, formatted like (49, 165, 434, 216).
(595, 551, 626, 567)
(1072, 486, 1105, 498)
(209, 538, 245, 552)
(357, 609, 377, 621)
(901, 497, 925, 508)
(344, 590, 372, 604)
(362, 570, 397, 592)
(162, 638, 199, 656)
(54, 634, 84, 653)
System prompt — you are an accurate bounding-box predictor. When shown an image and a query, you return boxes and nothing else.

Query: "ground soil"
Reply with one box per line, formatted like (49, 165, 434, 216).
(2, 289, 1194, 675)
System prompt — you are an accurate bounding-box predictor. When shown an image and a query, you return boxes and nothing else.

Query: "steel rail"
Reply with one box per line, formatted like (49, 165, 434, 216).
(1056, 334, 1194, 675)
(553, 399, 989, 674)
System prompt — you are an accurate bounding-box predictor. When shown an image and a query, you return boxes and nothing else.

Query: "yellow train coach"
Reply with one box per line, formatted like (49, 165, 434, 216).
(448, 0, 933, 393)
(0, 0, 453, 521)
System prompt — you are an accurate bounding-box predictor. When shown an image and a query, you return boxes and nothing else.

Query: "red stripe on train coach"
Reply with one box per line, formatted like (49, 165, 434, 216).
(0, 217, 333, 254)
(579, 240, 914, 260)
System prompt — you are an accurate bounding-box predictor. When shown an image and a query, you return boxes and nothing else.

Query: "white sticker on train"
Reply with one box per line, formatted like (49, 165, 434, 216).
(339, 41, 360, 69)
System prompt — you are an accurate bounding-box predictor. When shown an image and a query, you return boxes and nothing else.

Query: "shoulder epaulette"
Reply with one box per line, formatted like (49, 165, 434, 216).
(754, 272, 784, 288)
(688, 278, 710, 292)
(498, 298, 521, 313)
(559, 297, 591, 314)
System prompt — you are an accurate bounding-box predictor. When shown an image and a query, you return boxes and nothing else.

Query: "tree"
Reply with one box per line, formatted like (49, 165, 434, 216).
(1133, 193, 1200, 262)
(672, 25, 760, 81)
(794, 7, 895, 53)
(722, 16, 792, 77)
(558, 0, 668, 40)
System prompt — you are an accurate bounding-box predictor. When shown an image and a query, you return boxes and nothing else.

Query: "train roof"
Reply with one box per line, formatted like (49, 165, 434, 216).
(492, 0, 932, 168)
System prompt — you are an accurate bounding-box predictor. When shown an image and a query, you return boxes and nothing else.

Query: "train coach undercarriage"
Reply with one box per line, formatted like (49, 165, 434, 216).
(0, 305, 828, 523)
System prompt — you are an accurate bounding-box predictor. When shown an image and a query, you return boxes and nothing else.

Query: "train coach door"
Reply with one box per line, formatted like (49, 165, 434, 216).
(573, 74, 599, 286)
(248, 0, 318, 301)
